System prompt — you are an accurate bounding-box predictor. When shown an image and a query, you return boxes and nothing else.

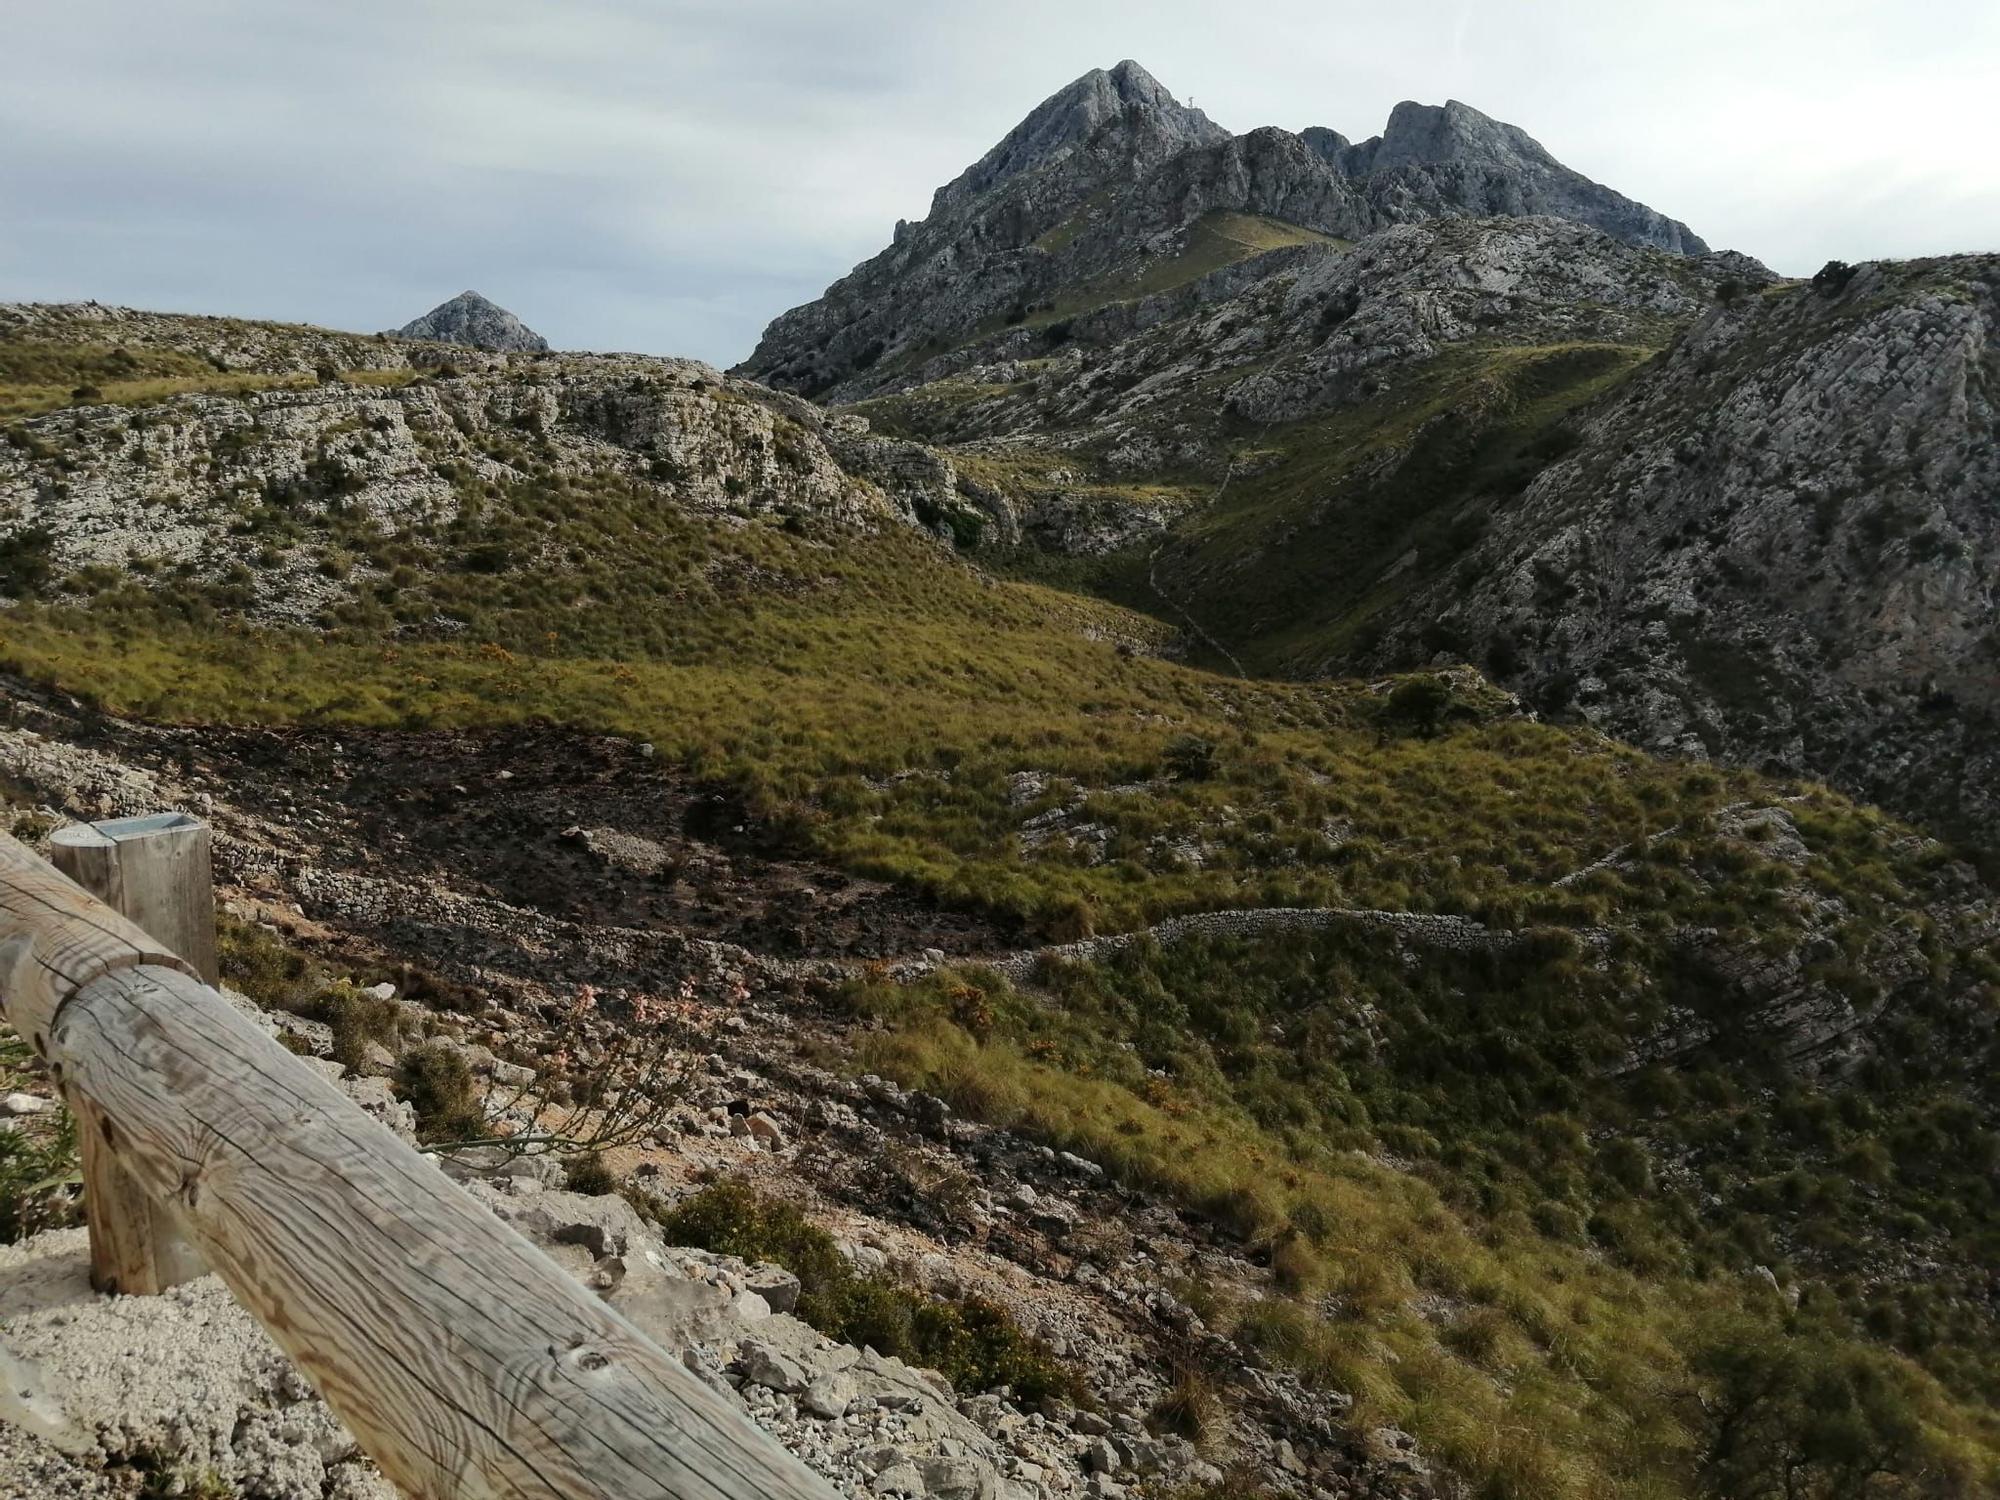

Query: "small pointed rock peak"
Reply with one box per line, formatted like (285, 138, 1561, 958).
(1102, 58, 1173, 103)
(931, 59, 1229, 212)
(395, 290, 549, 354)
(433, 290, 507, 318)
(1040, 58, 1190, 124)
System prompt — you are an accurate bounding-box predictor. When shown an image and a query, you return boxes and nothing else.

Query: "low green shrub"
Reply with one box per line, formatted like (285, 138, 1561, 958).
(1162, 733, 1218, 781)
(395, 1044, 483, 1143)
(216, 913, 318, 1009)
(565, 1152, 615, 1195)
(313, 983, 405, 1073)
(0, 525, 57, 596)
(645, 1179, 1078, 1402)
(1150, 1360, 1221, 1443)
(0, 1029, 79, 1243)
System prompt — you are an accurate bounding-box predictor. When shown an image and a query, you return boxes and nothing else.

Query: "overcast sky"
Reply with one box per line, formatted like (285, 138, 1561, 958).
(5, 1, 1995, 365)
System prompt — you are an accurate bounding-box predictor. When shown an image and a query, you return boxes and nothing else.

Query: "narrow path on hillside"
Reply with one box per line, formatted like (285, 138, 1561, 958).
(1146, 448, 1250, 678)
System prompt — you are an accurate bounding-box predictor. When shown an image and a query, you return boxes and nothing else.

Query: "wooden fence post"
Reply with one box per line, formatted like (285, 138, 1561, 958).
(47, 812, 215, 1294)
(0, 819, 845, 1500)
(49, 812, 217, 985)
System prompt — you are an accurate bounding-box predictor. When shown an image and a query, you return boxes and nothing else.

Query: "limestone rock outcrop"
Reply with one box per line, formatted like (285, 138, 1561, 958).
(1327, 99, 1707, 256)
(0, 305, 988, 626)
(1367, 255, 2000, 847)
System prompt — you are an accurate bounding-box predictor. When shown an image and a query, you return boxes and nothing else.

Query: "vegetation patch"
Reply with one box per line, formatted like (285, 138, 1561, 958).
(644, 1178, 1079, 1402)
(0, 482, 1812, 942)
(0, 1026, 79, 1244)
(395, 1042, 485, 1143)
(0, 338, 415, 423)
(1153, 340, 1656, 676)
(845, 921, 2000, 1500)
(888, 212, 1352, 377)
(1028, 212, 1351, 331)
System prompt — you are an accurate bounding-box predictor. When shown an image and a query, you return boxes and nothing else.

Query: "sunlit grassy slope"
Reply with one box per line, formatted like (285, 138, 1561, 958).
(854, 932, 2000, 1500)
(3, 372, 1996, 1499)
(0, 337, 414, 422)
(0, 496, 1766, 939)
(887, 211, 1351, 378)
(1055, 210, 1351, 318)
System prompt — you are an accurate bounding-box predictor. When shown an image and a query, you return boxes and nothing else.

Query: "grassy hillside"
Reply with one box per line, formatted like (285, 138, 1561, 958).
(0, 336, 418, 423)
(884, 211, 1349, 380)
(854, 909, 2000, 1499)
(0, 489, 1756, 939)
(1039, 210, 1349, 325)
(2, 332, 1996, 1498)
(1152, 340, 1656, 677)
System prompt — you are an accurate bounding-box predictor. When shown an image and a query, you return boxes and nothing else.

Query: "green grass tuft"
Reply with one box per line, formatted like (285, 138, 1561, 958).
(644, 1179, 1079, 1402)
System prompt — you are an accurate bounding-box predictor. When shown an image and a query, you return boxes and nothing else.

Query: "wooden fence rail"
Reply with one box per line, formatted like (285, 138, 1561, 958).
(0, 825, 838, 1500)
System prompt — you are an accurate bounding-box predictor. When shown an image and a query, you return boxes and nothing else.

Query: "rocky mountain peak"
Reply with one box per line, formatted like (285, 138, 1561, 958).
(930, 59, 1229, 214)
(395, 290, 549, 354)
(1101, 57, 1189, 108)
(1332, 98, 1708, 253)
(1298, 125, 1354, 163)
(741, 65, 1713, 397)
(1332, 97, 1577, 185)
(1366, 99, 1528, 171)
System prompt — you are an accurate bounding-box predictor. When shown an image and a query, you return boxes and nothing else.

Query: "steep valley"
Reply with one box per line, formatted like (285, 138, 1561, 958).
(2, 58, 1999, 1500)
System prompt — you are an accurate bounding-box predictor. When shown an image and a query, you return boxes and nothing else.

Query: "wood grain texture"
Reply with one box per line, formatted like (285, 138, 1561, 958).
(52, 964, 840, 1500)
(45, 817, 216, 1293)
(74, 1101, 208, 1295)
(50, 814, 218, 986)
(0, 829, 193, 1058)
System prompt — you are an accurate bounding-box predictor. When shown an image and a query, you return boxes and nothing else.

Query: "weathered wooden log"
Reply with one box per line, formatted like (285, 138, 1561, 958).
(69, 1097, 210, 1296)
(50, 812, 218, 985)
(31, 960, 840, 1499)
(0, 830, 194, 1059)
(47, 814, 218, 1293)
(0, 827, 194, 1294)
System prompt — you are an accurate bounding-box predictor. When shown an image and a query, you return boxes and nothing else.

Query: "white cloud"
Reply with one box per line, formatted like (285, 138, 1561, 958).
(2, 0, 1994, 363)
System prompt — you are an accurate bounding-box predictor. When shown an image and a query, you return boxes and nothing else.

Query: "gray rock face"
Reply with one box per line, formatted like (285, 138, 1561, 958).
(1366, 255, 2000, 850)
(1333, 99, 1708, 256)
(1215, 216, 1732, 423)
(395, 290, 549, 354)
(1298, 125, 1353, 162)
(839, 216, 1757, 455)
(738, 62, 1708, 400)
(929, 59, 1228, 216)
(0, 306, 994, 626)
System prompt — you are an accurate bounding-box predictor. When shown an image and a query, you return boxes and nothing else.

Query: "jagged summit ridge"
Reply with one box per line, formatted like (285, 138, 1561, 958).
(935, 67, 1706, 254)
(395, 290, 549, 354)
(1331, 98, 1709, 256)
(931, 59, 1229, 214)
(740, 61, 1709, 396)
